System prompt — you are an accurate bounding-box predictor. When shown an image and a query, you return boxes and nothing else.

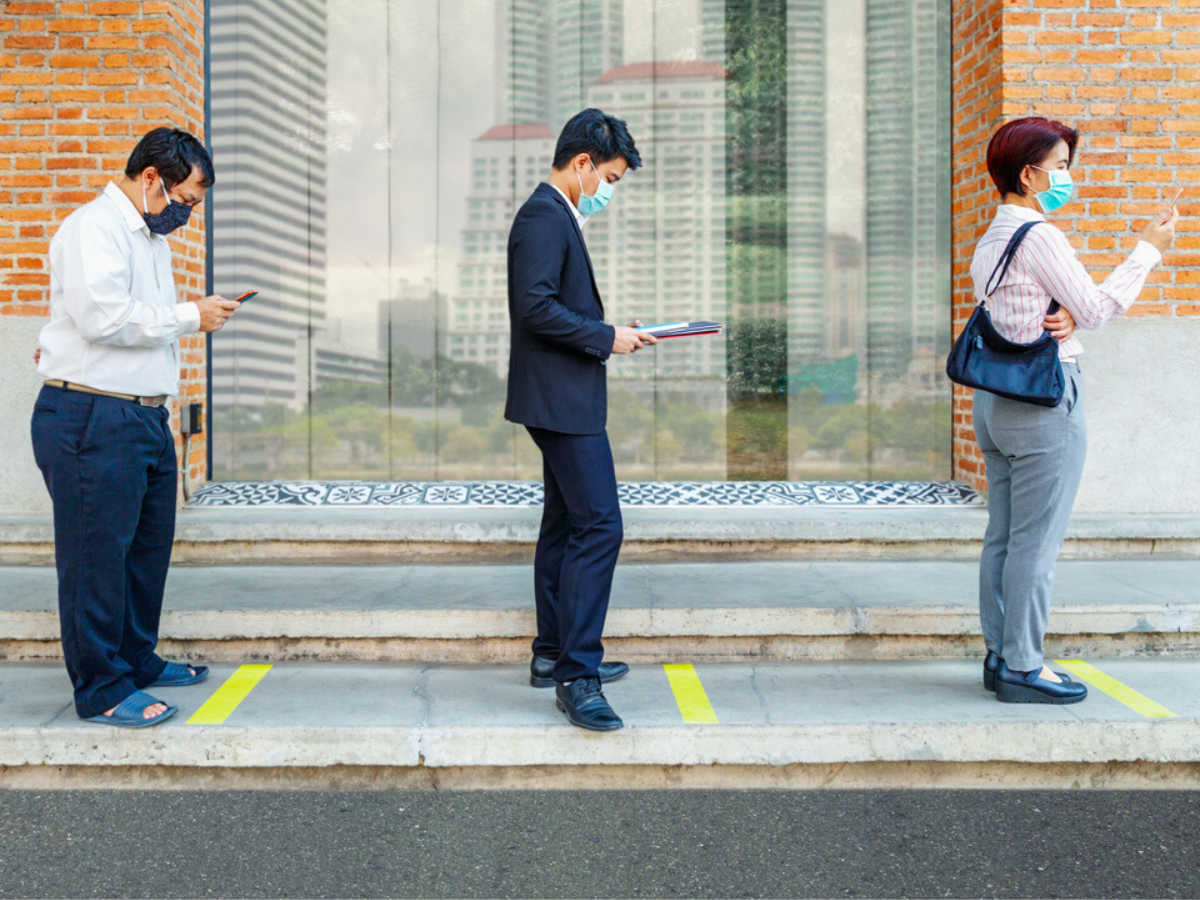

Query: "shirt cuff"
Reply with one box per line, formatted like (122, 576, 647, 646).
(1130, 240, 1162, 269)
(176, 300, 202, 335)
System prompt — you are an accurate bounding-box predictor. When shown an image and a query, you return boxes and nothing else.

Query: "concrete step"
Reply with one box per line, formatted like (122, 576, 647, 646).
(3, 658, 1198, 790)
(4, 560, 1200, 663)
(5, 507, 1200, 565)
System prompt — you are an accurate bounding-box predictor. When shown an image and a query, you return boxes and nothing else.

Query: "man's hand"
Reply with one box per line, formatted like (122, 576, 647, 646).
(32, 348, 41, 365)
(1044, 305, 1076, 344)
(612, 321, 658, 355)
(195, 295, 241, 333)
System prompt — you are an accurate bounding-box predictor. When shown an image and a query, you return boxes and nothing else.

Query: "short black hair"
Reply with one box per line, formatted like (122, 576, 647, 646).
(125, 127, 215, 188)
(552, 109, 641, 171)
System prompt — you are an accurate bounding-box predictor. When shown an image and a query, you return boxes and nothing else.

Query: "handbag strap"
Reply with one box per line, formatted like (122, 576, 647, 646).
(983, 220, 1040, 298)
(981, 219, 1059, 317)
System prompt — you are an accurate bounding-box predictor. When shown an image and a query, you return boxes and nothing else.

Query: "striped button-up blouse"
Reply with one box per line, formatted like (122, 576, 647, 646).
(969, 203, 1162, 361)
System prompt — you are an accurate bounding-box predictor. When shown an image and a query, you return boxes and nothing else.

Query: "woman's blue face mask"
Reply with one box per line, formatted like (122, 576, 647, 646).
(1032, 165, 1074, 213)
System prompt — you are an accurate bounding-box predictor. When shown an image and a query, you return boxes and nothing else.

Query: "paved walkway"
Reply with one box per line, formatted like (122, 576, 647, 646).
(2, 657, 1198, 787)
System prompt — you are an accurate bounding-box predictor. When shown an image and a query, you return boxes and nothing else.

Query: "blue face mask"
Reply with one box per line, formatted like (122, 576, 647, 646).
(576, 159, 613, 217)
(142, 177, 193, 235)
(1032, 166, 1074, 214)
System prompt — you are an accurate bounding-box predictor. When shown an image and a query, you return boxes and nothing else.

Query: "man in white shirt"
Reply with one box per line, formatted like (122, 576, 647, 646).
(32, 127, 240, 728)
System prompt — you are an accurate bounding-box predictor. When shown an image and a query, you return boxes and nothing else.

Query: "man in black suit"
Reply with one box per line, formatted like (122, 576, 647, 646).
(505, 109, 654, 732)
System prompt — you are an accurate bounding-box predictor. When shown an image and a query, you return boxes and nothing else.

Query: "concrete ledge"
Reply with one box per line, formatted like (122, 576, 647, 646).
(4, 604, 1200, 644)
(5, 761, 1200, 791)
(7, 508, 1200, 564)
(4, 720, 1200, 770)
(5, 560, 1200, 661)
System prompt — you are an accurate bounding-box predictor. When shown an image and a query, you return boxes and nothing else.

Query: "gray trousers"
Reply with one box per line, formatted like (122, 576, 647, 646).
(972, 363, 1086, 673)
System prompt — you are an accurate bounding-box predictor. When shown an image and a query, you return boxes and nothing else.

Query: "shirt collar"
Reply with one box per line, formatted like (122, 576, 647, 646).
(548, 181, 586, 227)
(104, 181, 152, 234)
(997, 203, 1046, 223)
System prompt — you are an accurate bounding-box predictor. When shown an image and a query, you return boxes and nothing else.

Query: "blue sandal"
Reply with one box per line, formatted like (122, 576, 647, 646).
(85, 690, 178, 728)
(151, 662, 208, 687)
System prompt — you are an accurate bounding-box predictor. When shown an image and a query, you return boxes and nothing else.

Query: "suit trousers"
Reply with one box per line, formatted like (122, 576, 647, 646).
(525, 426, 623, 683)
(30, 385, 174, 718)
(972, 363, 1086, 673)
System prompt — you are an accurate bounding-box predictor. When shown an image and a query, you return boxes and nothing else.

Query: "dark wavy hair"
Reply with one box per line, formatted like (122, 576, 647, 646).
(987, 117, 1078, 197)
(553, 108, 641, 171)
(125, 127, 215, 188)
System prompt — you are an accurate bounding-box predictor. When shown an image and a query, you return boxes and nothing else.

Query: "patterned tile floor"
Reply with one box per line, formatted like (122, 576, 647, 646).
(187, 480, 984, 509)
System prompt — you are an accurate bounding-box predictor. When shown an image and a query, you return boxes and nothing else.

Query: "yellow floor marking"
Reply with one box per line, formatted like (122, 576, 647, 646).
(663, 663, 719, 724)
(1054, 660, 1177, 719)
(187, 665, 273, 725)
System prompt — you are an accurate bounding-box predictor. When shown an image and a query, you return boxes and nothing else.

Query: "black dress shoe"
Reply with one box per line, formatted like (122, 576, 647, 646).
(530, 655, 629, 688)
(555, 676, 624, 731)
(995, 660, 1087, 704)
(983, 650, 1072, 692)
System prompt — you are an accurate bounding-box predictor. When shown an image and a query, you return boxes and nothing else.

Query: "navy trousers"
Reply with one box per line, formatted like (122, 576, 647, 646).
(525, 426, 623, 684)
(30, 385, 174, 718)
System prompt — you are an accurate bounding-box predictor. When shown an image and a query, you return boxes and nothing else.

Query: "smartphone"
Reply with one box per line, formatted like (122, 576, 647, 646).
(1171, 187, 1184, 211)
(235, 290, 258, 303)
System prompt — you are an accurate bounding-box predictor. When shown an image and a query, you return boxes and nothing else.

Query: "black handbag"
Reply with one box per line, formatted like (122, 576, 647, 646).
(946, 220, 1065, 407)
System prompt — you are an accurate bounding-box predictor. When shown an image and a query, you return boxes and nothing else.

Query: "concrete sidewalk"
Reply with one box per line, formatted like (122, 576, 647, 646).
(3, 657, 1199, 790)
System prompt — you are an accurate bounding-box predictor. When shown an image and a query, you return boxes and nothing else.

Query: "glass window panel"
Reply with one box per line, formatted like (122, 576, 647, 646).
(209, 0, 951, 485)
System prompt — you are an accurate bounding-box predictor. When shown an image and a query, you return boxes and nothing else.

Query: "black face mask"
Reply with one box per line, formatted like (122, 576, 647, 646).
(142, 178, 193, 235)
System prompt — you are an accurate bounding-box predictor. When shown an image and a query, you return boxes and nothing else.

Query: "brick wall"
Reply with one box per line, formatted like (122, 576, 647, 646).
(0, 0, 209, 493)
(951, 0, 1198, 491)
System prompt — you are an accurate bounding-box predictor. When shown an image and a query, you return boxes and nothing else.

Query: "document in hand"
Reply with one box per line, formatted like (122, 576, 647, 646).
(636, 321, 724, 339)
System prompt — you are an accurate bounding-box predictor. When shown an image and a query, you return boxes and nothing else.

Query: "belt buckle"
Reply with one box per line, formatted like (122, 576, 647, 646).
(138, 395, 165, 408)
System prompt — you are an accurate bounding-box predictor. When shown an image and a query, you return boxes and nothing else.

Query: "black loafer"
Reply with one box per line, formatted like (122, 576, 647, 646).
(555, 676, 623, 731)
(983, 650, 1072, 692)
(995, 660, 1087, 704)
(531, 655, 629, 688)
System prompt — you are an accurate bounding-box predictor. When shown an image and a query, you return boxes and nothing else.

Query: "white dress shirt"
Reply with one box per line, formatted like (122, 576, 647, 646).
(549, 181, 587, 228)
(37, 182, 201, 397)
(970, 203, 1161, 361)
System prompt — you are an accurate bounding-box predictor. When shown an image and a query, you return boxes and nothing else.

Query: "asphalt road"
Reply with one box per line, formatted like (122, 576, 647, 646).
(0, 790, 1197, 899)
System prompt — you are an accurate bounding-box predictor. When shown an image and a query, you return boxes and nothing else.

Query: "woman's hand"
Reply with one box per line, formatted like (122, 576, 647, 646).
(1141, 206, 1178, 254)
(1044, 305, 1076, 344)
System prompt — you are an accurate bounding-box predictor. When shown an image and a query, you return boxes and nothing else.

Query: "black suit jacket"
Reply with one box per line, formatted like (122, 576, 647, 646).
(504, 183, 616, 435)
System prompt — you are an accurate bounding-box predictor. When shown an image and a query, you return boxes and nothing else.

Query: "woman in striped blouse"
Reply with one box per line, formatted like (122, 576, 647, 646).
(970, 117, 1176, 705)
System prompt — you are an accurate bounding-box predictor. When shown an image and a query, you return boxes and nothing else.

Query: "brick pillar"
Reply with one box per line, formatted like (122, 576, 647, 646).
(950, 0, 1005, 491)
(950, 0, 1198, 493)
(0, 0, 209, 502)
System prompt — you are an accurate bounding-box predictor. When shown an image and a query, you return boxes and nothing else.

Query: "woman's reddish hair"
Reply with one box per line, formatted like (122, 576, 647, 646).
(987, 117, 1079, 197)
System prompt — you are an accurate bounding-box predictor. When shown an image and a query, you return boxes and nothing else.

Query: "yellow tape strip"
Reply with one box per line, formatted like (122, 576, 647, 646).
(663, 663, 719, 724)
(186, 664, 273, 725)
(1054, 660, 1177, 719)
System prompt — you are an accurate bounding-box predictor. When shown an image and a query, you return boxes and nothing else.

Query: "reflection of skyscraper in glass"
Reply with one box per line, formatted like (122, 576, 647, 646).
(552, 0, 623, 127)
(209, 0, 329, 412)
(700, 0, 726, 62)
(446, 125, 555, 376)
(495, 0, 552, 126)
(785, 0, 827, 369)
(586, 62, 729, 386)
(495, 0, 623, 130)
(865, 0, 950, 384)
